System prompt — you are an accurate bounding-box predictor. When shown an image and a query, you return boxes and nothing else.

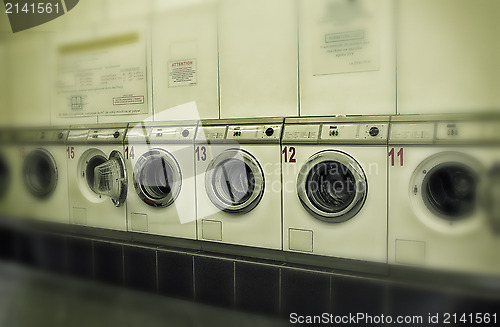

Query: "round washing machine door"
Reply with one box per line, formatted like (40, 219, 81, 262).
(23, 149, 58, 198)
(133, 149, 182, 207)
(297, 150, 367, 223)
(205, 149, 264, 214)
(91, 150, 128, 207)
(410, 152, 483, 232)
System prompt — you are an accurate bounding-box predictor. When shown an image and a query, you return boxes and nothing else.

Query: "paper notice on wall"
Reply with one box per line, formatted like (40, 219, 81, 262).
(310, 0, 381, 75)
(54, 27, 148, 118)
(168, 59, 197, 87)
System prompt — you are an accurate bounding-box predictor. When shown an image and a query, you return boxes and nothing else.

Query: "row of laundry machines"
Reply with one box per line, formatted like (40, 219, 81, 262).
(2, 0, 499, 127)
(0, 115, 499, 278)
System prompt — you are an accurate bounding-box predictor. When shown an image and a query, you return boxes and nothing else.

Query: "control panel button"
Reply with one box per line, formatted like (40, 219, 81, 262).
(182, 129, 190, 138)
(113, 131, 120, 139)
(265, 127, 274, 136)
(58, 132, 64, 140)
(369, 127, 380, 137)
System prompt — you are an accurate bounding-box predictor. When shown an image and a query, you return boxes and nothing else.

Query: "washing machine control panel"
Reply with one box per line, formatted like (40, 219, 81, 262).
(196, 126, 227, 141)
(148, 126, 197, 142)
(31, 130, 69, 143)
(227, 125, 282, 141)
(320, 123, 388, 143)
(87, 128, 127, 143)
(282, 125, 321, 143)
(435, 122, 488, 142)
(389, 123, 435, 143)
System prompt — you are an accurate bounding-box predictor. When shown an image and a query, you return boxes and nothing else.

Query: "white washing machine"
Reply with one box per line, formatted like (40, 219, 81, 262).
(282, 117, 389, 263)
(397, 0, 500, 115)
(218, 0, 298, 118)
(19, 128, 70, 224)
(152, 2, 219, 120)
(388, 115, 500, 277)
(125, 122, 197, 239)
(298, 0, 396, 116)
(195, 119, 283, 250)
(67, 124, 129, 231)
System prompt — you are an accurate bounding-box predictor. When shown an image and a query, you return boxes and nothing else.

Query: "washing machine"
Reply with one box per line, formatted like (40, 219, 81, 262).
(125, 121, 197, 239)
(282, 117, 389, 263)
(298, 0, 396, 116)
(388, 115, 500, 277)
(67, 124, 128, 231)
(18, 127, 70, 224)
(195, 119, 283, 250)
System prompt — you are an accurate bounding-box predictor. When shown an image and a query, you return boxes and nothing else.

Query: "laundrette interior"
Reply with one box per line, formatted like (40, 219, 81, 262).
(0, 0, 500, 325)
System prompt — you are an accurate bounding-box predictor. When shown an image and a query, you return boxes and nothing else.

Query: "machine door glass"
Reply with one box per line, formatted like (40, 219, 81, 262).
(23, 149, 58, 198)
(133, 149, 182, 208)
(93, 150, 127, 207)
(206, 149, 264, 214)
(297, 150, 367, 223)
(0, 152, 9, 198)
(422, 162, 478, 220)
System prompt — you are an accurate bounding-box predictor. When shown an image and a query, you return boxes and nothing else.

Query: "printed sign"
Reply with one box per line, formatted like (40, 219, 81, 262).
(53, 26, 149, 118)
(168, 59, 197, 87)
(310, 0, 381, 75)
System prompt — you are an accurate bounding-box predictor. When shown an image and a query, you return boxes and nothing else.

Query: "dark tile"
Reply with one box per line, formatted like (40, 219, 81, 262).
(93, 241, 123, 286)
(36, 234, 66, 274)
(15, 231, 38, 268)
(281, 268, 331, 317)
(157, 251, 194, 300)
(388, 283, 452, 317)
(0, 227, 15, 260)
(66, 238, 93, 279)
(235, 262, 280, 315)
(194, 256, 234, 308)
(123, 246, 157, 293)
(448, 294, 500, 314)
(331, 276, 387, 316)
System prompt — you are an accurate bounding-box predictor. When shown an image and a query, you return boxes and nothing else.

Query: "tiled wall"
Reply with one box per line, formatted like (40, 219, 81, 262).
(0, 225, 499, 319)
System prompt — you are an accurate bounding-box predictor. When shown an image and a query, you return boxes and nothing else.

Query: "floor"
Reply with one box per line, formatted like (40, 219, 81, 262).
(0, 262, 289, 327)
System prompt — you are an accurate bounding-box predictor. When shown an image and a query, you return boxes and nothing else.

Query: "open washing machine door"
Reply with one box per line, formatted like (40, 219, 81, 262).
(133, 148, 182, 208)
(205, 149, 264, 214)
(297, 150, 367, 223)
(23, 149, 58, 198)
(93, 150, 128, 207)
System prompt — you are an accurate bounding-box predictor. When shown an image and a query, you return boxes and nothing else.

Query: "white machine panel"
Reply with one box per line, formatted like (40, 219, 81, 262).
(152, 3, 219, 120)
(319, 123, 389, 143)
(282, 125, 321, 143)
(299, 0, 396, 116)
(389, 123, 435, 143)
(148, 126, 196, 142)
(196, 126, 227, 142)
(226, 125, 282, 141)
(218, 0, 298, 118)
(435, 122, 487, 142)
(397, 0, 500, 114)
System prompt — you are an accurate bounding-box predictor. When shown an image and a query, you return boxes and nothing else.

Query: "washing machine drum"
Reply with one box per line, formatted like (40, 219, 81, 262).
(298, 150, 367, 223)
(0, 152, 9, 198)
(23, 149, 58, 198)
(133, 149, 182, 208)
(206, 149, 264, 214)
(421, 162, 478, 220)
(92, 150, 128, 207)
